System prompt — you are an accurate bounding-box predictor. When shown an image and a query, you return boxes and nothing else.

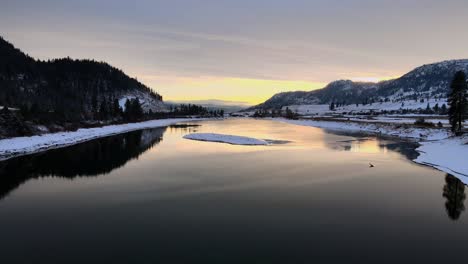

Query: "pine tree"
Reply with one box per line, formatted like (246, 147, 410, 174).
(91, 92, 98, 120)
(425, 103, 432, 114)
(132, 98, 143, 118)
(124, 99, 131, 120)
(441, 103, 447, 114)
(112, 98, 122, 117)
(99, 97, 108, 120)
(285, 107, 296, 119)
(20, 104, 30, 120)
(448, 71, 467, 133)
(329, 102, 335, 111)
(433, 103, 439, 113)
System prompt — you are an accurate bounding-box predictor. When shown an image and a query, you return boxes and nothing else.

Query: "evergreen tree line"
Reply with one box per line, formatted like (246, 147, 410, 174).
(16, 95, 146, 123)
(169, 104, 224, 117)
(123, 98, 144, 121)
(0, 36, 162, 123)
(329, 99, 450, 115)
(253, 107, 298, 119)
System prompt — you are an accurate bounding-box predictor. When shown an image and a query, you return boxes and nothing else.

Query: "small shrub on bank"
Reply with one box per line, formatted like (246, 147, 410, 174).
(414, 118, 435, 128)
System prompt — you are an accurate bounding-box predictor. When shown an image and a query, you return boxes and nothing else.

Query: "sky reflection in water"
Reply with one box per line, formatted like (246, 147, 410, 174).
(0, 119, 465, 263)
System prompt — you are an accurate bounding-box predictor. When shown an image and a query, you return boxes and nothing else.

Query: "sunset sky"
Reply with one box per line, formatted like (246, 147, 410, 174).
(2, 0, 468, 104)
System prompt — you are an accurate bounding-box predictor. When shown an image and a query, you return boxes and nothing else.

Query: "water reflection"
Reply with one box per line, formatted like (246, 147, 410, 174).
(1, 119, 467, 263)
(443, 174, 466, 220)
(381, 141, 420, 160)
(326, 138, 377, 153)
(326, 137, 419, 160)
(168, 123, 200, 133)
(0, 127, 166, 200)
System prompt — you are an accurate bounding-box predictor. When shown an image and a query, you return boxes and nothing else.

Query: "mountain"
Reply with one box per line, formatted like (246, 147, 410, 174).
(252, 60, 468, 110)
(0, 36, 165, 121)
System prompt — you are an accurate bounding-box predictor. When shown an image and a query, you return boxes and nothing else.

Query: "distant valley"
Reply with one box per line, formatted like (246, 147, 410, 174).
(167, 99, 252, 113)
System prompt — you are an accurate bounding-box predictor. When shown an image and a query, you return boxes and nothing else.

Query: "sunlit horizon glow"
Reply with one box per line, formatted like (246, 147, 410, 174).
(2, 0, 468, 104)
(136, 75, 328, 104)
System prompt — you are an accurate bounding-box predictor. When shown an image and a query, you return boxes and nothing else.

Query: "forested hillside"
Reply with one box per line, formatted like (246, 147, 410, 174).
(0, 36, 164, 123)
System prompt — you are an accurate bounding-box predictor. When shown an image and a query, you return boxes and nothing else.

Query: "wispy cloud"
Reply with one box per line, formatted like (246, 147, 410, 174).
(2, 0, 468, 103)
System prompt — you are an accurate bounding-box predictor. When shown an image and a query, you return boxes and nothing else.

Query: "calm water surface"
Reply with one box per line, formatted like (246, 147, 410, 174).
(0, 119, 466, 263)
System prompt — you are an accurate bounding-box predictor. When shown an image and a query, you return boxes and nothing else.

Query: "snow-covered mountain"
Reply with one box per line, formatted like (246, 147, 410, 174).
(252, 60, 468, 110)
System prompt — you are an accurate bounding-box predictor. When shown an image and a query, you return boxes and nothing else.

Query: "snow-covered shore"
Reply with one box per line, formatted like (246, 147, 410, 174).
(415, 137, 468, 184)
(271, 118, 468, 183)
(0, 118, 200, 161)
(271, 118, 450, 140)
(184, 133, 268, 145)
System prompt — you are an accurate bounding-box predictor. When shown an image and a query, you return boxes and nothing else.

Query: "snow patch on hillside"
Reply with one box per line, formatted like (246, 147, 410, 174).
(118, 90, 167, 113)
(118, 96, 144, 111)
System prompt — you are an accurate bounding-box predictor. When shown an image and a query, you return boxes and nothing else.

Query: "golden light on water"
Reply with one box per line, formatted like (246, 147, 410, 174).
(349, 139, 385, 154)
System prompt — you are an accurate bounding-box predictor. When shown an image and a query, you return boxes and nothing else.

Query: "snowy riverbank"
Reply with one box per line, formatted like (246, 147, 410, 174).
(415, 137, 468, 184)
(271, 118, 468, 183)
(271, 118, 450, 140)
(184, 133, 269, 145)
(0, 118, 202, 161)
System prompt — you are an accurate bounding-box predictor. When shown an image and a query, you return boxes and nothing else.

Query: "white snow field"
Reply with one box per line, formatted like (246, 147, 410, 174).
(284, 98, 448, 116)
(184, 133, 268, 145)
(327, 116, 450, 126)
(0, 118, 200, 161)
(415, 137, 468, 184)
(272, 118, 450, 140)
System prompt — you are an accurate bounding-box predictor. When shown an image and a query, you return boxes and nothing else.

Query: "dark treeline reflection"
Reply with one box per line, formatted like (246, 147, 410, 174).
(443, 174, 466, 220)
(381, 142, 420, 160)
(0, 127, 167, 200)
(325, 135, 419, 160)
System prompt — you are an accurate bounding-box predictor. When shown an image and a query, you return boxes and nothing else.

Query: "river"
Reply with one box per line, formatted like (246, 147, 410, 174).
(0, 118, 466, 263)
